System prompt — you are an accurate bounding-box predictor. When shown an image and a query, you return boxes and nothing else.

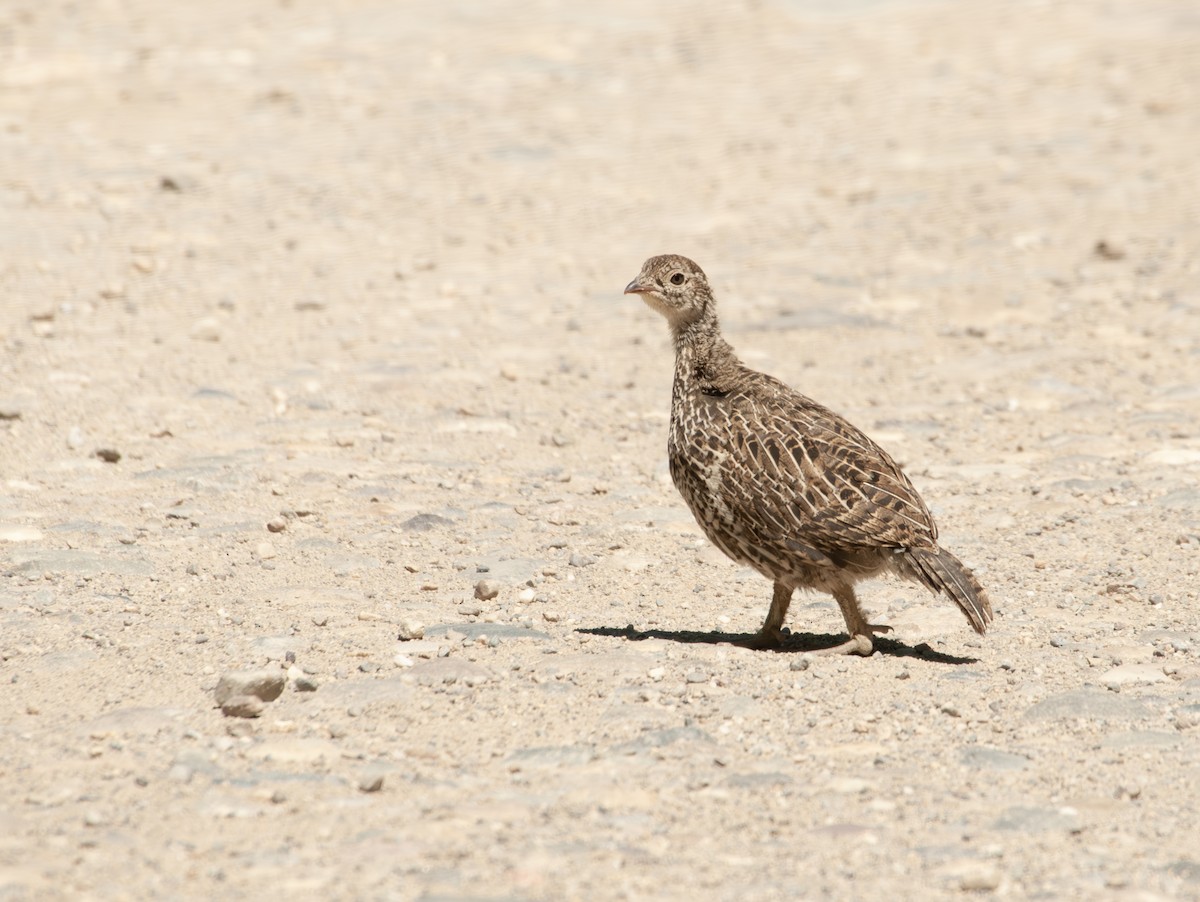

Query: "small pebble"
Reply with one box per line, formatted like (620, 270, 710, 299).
(214, 668, 286, 705)
(828, 777, 869, 794)
(459, 602, 482, 617)
(517, 588, 536, 604)
(358, 774, 385, 793)
(190, 317, 221, 341)
(288, 665, 318, 692)
(959, 865, 1001, 892)
(266, 517, 287, 533)
(397, 620, 425, 641)
(1174, 710, 1200, 730)
(474, 579, 500, 600)
(95, 448, 121, 463)
(66, 426, 85, 450)
(789, 657, 811, 672)
(220, 695, 264, 718)
(685, 670, 708, 684)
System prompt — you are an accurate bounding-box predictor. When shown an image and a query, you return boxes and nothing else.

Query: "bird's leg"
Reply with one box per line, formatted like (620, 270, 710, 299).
(807, 585, 892, 656)
(748, 582, 793, 649)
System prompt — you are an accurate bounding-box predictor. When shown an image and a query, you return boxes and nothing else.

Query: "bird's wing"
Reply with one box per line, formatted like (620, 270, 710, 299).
(697, 375, 939, 556)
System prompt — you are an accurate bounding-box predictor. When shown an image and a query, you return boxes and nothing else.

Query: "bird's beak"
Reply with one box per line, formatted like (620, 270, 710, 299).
(624, 278, 649, 295)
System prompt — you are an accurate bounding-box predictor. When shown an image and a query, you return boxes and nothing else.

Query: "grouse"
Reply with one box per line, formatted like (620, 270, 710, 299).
(625, 254, 992, 655)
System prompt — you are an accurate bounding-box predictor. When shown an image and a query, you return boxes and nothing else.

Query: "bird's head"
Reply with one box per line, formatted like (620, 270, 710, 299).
(624, 254, 714, 331)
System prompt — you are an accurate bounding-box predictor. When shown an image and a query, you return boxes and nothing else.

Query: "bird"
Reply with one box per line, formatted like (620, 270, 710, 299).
(624, 254, 992, 655)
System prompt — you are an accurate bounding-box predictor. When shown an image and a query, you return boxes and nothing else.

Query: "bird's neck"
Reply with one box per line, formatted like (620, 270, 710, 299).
(672, 312, 737, 381)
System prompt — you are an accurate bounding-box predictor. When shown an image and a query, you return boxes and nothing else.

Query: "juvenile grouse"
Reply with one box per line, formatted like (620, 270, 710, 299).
(625, 254, 992, 655)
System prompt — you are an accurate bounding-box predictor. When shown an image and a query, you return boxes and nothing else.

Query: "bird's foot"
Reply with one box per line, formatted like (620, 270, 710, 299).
(805, 633, 875, 656)
(806, 625, 891, 657)
(745, 627, 785, 650)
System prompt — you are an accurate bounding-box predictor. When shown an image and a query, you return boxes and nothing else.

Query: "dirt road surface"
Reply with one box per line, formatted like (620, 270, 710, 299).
(2, 0, 1199, 898)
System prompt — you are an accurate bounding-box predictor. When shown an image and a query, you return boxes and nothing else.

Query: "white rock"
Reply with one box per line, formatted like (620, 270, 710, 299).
(828, 777, 869, 794)
(190, 317, 222, 341)
(0, 526, 43, 542)
(1100, 664, 1168, 687)
(397, 619, 425, 641)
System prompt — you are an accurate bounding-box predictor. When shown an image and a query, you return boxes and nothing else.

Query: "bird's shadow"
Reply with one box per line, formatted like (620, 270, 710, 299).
(577, 625, 978, 665)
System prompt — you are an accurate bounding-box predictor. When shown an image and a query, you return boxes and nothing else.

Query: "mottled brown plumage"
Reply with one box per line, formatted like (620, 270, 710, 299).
(625, 254, 993, 655)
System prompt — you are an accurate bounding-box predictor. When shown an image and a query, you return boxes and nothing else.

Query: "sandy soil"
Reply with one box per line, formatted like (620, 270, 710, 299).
(3, 0, 1200, 898)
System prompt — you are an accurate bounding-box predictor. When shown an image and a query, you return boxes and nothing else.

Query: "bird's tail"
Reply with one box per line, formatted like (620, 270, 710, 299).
(901, 547, 993, 635)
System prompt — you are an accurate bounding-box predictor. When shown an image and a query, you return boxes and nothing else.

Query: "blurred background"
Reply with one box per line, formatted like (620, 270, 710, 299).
(4, 0, 1197, 359)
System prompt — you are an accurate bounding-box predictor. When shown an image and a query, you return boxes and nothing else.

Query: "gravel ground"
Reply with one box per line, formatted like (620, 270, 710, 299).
(2, 0, 1200, 899)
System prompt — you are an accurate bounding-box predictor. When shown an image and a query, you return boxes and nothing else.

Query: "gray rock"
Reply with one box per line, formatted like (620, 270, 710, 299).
(6, 549, 153, 578)
(474, 579, 501, 601)
(992, 805, 1082, 833)
(1175, 705, 1200, 730)
(960, 746, 1031, 771)
(507, 745, 596, 769)
(611, 726, 715, 755)
(214, 668, 286, 705)
(724, 772, 791, 788)
(1154, 488, 1200, 510)
(400, 513, 455, 531)
(358, 773, 385, 793)
(396, 619, 425, 641)
(325, 552, 380, 573)
(425, 623, 549, 641)
(81, 707, 190, 737)
(1100, 731, 1182, 749)
(220, 695, 265, 718)
(1023, 689, 1150, 722)
(251, 635, 302, 661)
(1167, 861, 1200, 884)
(408, 658, 492, 687)
(313, 677, 414, 708)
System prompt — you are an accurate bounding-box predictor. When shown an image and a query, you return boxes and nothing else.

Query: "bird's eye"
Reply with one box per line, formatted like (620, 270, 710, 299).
(669, 273, 685, 285)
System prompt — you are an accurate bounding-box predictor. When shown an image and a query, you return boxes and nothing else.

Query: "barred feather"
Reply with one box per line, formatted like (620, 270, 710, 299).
(900, 547, 993, 634)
